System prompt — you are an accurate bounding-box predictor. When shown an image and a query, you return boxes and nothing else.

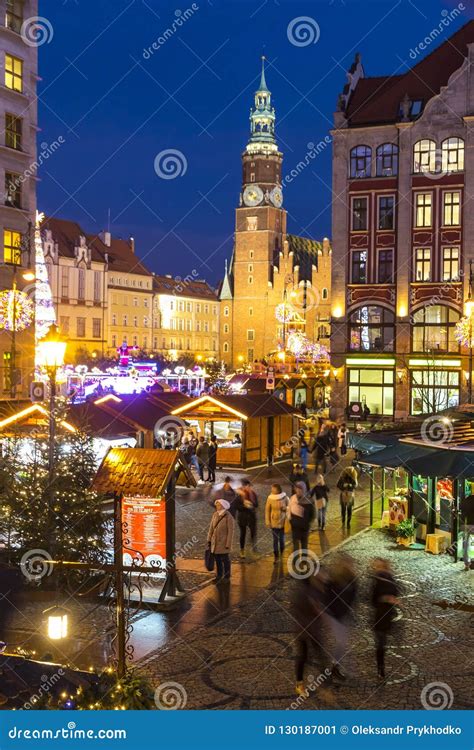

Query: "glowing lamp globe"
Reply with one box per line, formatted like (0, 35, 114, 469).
(37, 324, 67, 368)
(44, 606, 69, 640)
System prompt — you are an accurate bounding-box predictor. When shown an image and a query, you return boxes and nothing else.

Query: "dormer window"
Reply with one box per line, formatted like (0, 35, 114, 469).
(350, 146, 371, 178)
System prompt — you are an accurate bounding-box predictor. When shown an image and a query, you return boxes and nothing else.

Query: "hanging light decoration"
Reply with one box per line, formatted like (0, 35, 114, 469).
(287, 331, 306, 355)
(0, 289, 34, 332)
(275, 302, 294, 324)
(454, 317, 474, 348)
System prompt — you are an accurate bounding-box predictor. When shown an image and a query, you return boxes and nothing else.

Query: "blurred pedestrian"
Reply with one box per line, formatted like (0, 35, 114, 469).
(299, 433, 309, 471)
(311, 429, 329, 474)
(207, 499, 234, 583)
(211, 476, 238, 517)
(290, 462, 310, 493)
(337, 423, 348, 456)
(235, 478, 259, 559)
(311, 472, 329, 530)
(292, 573, 330, 698)
(196, 436, 209, 484)
(459, 493, 474, 571)
(265, 483, 289, 562)
(336, 466, 358, 527)
(288, 481, 314, 553)
(370, 558, 399, 678)
(208, 435, 218, 483)
(325, 554, 357, 679)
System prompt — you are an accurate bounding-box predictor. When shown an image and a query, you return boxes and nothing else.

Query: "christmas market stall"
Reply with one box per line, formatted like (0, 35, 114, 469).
(170, 393, 300, 468)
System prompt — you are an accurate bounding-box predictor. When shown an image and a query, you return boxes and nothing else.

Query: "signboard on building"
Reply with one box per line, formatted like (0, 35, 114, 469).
(122, 495, 167, 569)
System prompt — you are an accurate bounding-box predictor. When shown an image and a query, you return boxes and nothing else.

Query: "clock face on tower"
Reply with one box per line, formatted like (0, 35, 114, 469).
(270, 186, 283, 208)
(243, 185, 264, 207)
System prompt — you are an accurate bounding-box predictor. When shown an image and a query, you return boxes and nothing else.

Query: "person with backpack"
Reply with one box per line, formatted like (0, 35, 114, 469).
(310, 472, 330, 530)
(288, 481, 314, 553)
(336, 466, 358, 527)
(265, 483, 290, 562)
(235, 478, 259, 559)
(207, 499, 234, 583)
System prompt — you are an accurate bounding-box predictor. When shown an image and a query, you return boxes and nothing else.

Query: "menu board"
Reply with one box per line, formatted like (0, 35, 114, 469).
(388, 496, 408, 525)
(122, 495, 167, 570)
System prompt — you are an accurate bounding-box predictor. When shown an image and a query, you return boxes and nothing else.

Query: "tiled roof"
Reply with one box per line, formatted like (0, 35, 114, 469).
(153, 275, 217, 300)
(346, 20, 474, 126)
(92, 448, 194, 496)
(172, 393, 299, 419)
(42, 217, 105, 263)
(287, 235, 324, 281)
(68, 402, 137, 439)
(93, 234, 152, 277)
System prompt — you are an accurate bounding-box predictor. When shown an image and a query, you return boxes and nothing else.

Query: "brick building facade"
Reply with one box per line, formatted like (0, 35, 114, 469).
(330, 21, 474, 420)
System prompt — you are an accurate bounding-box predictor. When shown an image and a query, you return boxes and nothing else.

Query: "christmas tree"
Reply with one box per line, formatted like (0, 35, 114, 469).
(209, 360, 229, 395)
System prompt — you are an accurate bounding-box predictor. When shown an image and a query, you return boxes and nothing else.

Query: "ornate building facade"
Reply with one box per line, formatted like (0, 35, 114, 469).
(220, 60, 331, 368)
(330, 21, 474, 420)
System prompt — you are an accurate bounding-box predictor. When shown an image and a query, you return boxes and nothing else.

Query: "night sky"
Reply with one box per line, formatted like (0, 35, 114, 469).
(38, 0, 470, 285)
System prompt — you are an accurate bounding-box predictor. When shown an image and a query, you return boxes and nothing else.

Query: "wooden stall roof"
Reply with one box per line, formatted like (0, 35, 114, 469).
(92, 448, 196, 496)
(171, 393, 299, 420)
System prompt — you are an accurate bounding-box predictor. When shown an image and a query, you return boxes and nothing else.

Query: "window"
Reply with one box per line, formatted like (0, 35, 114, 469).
(348, 368, 394, 416)
(442, 247, 460, 282)
(412, 305, 460, 353)
(5, 172, 21, 208)
(5, 54, 23, 92)
(5, 1, 23, 32)
(61, 267, 69, 299)
(415, 193, 432, 227)
(196, 321, 201, 332)
(443, 191, 460, 226)
(249, 250, 254, 259)
(376, 143, 398, 176)
(223, 342, 229, 353)
(93, 270, 101, 302)
(411, 369, 459, 415)
(248, 264, 253, 273)
(350, 146, 371, 178)
(4, 229, 21, 264)
(351, 250, 367, 283)
(248, 276, 253, 285)
(186, 302, 191, 312)
(250, 173, 255, 182)
(318, 325, 328, 339)
(413, 140, 436, 174)
(77, 268, 85, 301)
(378, 249, 394, 284)
(143, 337, 148, 349)
(133, 316, 138, 327)
(144, 316, 149, 328)
(441, 137, 464, 173)
(178, 301, 184, 312)
(223, 324, 229, 334)
(351, 197, 367, 231)
(112, 335, 117, 348)
(204, 322, 209, 333)
(112, 313, 117, 325)
(224, 305, 229, 317)
(60, 316, 69, 334)
(378, 196, 395, 230)
(186, 319, 191, 331)
(133, 296, 138, 307)
(247, 329, 255, 341)
(204, 304, 209, 314)
(248, 349, 254, 362)
(76, 317, 86, 337)
(322, 288, 328, 300)
(133, 336, 138, 346)
(5, 113, 22, 150)
(92, 318, 101, 338)
(195, 303, 200, 313)
(349, 306, 395, 352)
(414, 248, 431, 281)
(249, 307, 253, 316)
(123, 315, 128, 326)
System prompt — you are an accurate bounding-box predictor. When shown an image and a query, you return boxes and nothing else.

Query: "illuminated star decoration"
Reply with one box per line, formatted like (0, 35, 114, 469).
(0, 290, 34, 332)
(275, 302, 294, 324)
(454, 317, 474, 348)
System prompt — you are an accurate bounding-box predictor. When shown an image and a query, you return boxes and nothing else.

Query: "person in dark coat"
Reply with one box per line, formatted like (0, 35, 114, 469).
(325, 554, 357, 679)
(288, 482, 314, 553)
(459, 494, 474, 571)
(370, 558, 399, 678)
(196, 436, 209, 483)
(292, 572, 330, 697)
(289, 463, 310, 493)
(235, 479, 259, 558)
(208, 436, 218, 483)
(311, 429, 329, 474)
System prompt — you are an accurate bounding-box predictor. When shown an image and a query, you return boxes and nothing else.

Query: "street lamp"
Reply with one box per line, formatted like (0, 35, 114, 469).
(44, 605, 69, 640)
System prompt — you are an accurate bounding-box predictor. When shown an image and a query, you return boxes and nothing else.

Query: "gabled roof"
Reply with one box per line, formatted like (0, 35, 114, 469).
(346, 20, 474, 126)
(171, 393, 299, 419)
(42, 217, 105, 263)
(153, 275, 217, 300)
(92, 448, 195, 496)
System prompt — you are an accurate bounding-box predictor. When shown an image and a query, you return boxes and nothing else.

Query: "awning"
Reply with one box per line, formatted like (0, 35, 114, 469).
(348, 432, 398, 454)
(403, 449, 474, 479)
(358, 442, 431, 469)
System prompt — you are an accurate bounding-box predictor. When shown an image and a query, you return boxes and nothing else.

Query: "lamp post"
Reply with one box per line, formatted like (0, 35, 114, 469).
(465, 260, 474, 404)
(37, 324, 67, 546)
(10, 227, 35, 399)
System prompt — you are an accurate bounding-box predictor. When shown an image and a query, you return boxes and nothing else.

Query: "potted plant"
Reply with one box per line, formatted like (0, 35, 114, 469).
(396, 518, 416, 547)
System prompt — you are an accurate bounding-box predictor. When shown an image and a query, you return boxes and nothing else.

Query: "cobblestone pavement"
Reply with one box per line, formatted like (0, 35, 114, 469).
(139, 529, 474, 710)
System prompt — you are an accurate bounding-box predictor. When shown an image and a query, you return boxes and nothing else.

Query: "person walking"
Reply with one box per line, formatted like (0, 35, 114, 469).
(235, 478, 259, 559)
(299, 433, 309, 471)
(265, 483, 289, 562)
(337, 423, 348, 456)
(289, 463, 310, 493)
(207, 499, 234, 583)
(325, 554, 357, 679)
(370, 558, 399, 678)
(292, 572, 330, 698)
(459, 493, 474, 571)
(208, 435, 218, 483)
(336, 466, 358, 527)
(188, 432, 200, 475)
(310, 472, 330, 530)
(211, 476, 238, 517)
(288, 481, 314, 553)
(311, 428, 329, 475)
(196, 436, 210, 484)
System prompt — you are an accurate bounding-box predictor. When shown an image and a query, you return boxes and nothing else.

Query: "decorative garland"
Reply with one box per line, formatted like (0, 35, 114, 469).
(454, 316, 474, 348)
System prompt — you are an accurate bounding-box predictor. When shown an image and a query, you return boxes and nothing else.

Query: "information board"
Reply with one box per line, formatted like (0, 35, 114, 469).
(122, 495, 167, 569)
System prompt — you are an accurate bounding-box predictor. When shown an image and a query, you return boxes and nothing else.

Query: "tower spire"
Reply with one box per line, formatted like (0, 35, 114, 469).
(246, 57, 277, 155)
(259, 55, 269, 92)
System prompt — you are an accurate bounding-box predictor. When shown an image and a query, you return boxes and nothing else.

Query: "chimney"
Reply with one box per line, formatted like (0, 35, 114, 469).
(100, 230, 111, 247)
(129, 236, 135, 254)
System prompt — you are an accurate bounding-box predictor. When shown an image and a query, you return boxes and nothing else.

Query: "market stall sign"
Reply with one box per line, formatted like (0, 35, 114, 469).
(122, 495, 167, 570)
